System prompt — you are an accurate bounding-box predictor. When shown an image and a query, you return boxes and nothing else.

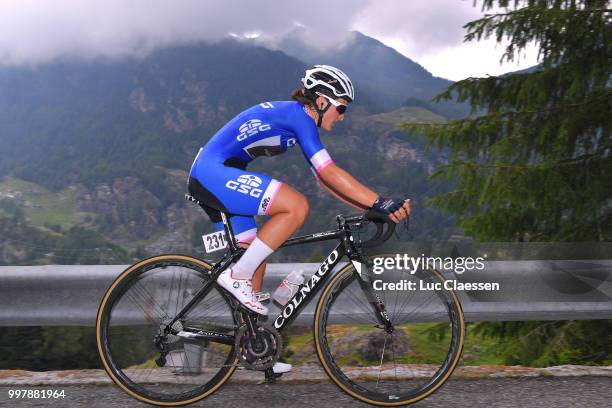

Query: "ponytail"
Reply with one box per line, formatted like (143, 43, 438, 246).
(291, 88, 317, 107)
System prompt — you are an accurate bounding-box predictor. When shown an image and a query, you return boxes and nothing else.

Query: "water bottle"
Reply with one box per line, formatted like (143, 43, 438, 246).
(273, 270, 305, 306)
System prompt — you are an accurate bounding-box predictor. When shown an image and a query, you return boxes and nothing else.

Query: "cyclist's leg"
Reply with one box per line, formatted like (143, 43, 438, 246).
(228, 183, 308, 285)
(256, 183, 309, 248)
(217, 183, 308, 285)
(188, 166, 283, 313)
(228, 183, 309, 291)
(238, 242, 267, 292)
(212, 216, 267, 292)
(190, 160, 308, 249)
(251, 260, 267, 292)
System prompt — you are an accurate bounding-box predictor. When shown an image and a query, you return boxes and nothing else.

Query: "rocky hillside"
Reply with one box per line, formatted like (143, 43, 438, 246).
(0, 37, 460, 264)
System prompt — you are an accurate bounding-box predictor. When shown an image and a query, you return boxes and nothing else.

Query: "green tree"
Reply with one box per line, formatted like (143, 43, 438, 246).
(404, 0, 611, 241)
(403, 0, 612, 366)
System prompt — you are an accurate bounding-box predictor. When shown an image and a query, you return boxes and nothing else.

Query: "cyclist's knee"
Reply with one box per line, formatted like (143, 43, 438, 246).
(268, 184, 308, 218)
(293, 193, 309, 225)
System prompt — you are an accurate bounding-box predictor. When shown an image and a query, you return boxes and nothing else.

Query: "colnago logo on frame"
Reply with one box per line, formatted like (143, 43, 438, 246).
(236, 119, 271, 141)
(225, 174, 263, 198)
(274, 249, 340, 329)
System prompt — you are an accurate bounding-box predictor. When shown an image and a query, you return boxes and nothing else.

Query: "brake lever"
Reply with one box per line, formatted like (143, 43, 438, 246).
(393, 216, 411, 239)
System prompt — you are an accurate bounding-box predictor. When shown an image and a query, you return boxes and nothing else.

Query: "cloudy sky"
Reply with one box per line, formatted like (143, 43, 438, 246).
(0, 0, 538, 81)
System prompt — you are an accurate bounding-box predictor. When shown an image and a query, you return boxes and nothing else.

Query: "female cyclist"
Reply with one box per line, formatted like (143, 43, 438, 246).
(187, 65, 411, 372)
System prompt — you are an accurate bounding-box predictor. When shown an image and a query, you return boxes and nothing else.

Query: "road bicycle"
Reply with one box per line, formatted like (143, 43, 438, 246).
(96, 194, 465, 406)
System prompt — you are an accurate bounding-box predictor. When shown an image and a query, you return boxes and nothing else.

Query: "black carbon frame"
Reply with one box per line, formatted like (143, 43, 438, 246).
(166, 226, 349, 333)
(167, 222, 391, 339)
(272, 241, 347, 331)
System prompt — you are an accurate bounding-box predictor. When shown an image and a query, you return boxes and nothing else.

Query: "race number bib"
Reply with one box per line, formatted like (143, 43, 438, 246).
(202, 231, 228, 253)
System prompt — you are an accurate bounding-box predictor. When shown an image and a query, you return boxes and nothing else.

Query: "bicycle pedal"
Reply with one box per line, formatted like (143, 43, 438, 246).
(263, 368, 282, 384)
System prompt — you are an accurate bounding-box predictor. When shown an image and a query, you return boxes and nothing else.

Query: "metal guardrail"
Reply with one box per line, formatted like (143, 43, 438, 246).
(1, 260, 611, 326)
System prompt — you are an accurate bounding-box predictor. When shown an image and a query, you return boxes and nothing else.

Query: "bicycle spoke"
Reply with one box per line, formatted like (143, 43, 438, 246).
(174, 271, 184, 317)
(392, 290, 437, 323)
(376, 334, 388, 388)
(130, 280, 171, 321)
(317, 261, 464, 405)
(341, 285, 379, 324)
(98, 257, 238, 405)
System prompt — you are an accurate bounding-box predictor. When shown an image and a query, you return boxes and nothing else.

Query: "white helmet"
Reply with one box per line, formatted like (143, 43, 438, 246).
(302, 65, 355, 102)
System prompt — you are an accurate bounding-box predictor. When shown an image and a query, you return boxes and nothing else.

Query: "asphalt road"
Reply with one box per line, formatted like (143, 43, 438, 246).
(1, 377, 611, 407)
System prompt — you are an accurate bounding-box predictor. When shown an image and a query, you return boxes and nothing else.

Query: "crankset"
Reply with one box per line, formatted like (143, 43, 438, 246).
(235, 322, 282, 371)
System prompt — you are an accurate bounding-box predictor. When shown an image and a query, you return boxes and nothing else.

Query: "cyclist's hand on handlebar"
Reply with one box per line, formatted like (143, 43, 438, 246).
(371, 196, 411, 224)
(391, 198, 411, 224)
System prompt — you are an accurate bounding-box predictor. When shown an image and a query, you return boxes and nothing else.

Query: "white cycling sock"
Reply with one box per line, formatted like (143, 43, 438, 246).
(232, 237, 274, 280)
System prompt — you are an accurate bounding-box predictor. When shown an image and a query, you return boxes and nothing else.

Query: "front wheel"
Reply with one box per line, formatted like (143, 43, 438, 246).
(314, 256, 465, 406)
(96, 255, 239, 406)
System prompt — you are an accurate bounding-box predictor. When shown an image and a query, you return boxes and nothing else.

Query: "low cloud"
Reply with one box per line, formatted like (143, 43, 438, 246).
(0, 0, 367, 65)
(351, 0, 486, 58)
(0, 0, 537, 79)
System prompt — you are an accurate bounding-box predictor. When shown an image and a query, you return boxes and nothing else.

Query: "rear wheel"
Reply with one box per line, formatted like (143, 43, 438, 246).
(314, 256, 465, 406)
(96, 255, 238, 406)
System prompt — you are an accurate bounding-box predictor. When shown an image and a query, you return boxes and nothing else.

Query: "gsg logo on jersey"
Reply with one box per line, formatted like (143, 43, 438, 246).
(225, 174, 263, 198)
(237, 119, 271, 141)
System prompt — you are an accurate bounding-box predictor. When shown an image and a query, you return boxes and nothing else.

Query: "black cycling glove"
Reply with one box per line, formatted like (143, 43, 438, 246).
(371, 196, 405, 214)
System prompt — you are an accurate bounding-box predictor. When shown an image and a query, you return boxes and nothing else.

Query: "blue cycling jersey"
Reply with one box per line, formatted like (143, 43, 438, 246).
(191, 101, 333, 174)
(188, 101, 333, 242)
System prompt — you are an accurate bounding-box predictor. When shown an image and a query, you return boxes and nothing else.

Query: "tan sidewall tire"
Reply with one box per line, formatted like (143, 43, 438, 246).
(313, 257, 465, 406)
(95, 254, 238, 406)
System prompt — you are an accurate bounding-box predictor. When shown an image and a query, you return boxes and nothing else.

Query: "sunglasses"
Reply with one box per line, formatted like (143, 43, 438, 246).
(316, 92, 348, 114)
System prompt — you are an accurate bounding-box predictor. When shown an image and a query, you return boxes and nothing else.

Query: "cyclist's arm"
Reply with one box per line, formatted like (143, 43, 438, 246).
(317, 163, 378, 208)
(311, 168, 364, 210)
(289, 104, 376, 209)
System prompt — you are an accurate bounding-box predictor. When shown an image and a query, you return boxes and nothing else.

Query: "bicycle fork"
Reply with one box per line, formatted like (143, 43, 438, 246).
(350, 259, 394, 334)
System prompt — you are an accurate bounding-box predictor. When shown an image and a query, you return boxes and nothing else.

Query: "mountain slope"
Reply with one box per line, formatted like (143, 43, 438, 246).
(0, 40, 457, 263)
(274, 31, 469, 118)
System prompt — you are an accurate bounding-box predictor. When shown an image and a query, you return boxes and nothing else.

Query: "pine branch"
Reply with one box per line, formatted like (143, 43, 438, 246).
(465, 2, 611, 68)
(401, 0, 612, 243)
(432, 68, 610, 115)
(406, 89, 611, 127)
(474, 7, 612, 21)
(557, 143, 612, 165)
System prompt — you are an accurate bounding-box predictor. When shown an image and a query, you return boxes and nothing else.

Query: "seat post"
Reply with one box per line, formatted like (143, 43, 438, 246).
(220, 212, 239, 253)
(185, 194, 241, 254)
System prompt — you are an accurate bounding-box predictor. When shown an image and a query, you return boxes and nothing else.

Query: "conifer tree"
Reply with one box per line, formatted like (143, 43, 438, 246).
(403, 0, 611, 366)
(404, 0, 611, 241)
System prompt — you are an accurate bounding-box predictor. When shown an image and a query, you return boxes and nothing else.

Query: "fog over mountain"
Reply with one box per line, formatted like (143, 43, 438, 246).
(268, 30, 469, 116)
(0, 34, 458, 264)
(0, 1, 537, 79)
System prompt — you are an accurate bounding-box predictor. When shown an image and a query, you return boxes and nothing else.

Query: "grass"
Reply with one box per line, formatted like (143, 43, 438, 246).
(0, 176, 96, 230)
(284, 323, 506, 367)
(366, 107, 447, 127)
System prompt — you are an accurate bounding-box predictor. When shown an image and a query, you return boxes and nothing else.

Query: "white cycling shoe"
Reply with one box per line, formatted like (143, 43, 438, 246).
(254, 291, 271, 304)
(272, 362, 292, 374)
(217, 269, 268, 315)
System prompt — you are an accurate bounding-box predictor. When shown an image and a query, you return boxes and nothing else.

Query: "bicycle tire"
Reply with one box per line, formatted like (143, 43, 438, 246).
(96, 255, 239, 406)
(314, 255, 465, 406)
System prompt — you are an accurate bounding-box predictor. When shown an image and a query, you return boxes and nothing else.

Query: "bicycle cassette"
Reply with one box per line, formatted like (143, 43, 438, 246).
(235, 322, 282, 371)
(159, 318, 184, 344)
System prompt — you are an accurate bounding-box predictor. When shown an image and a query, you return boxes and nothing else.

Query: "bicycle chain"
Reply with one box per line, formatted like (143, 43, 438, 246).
(234, 322, 282, 371)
